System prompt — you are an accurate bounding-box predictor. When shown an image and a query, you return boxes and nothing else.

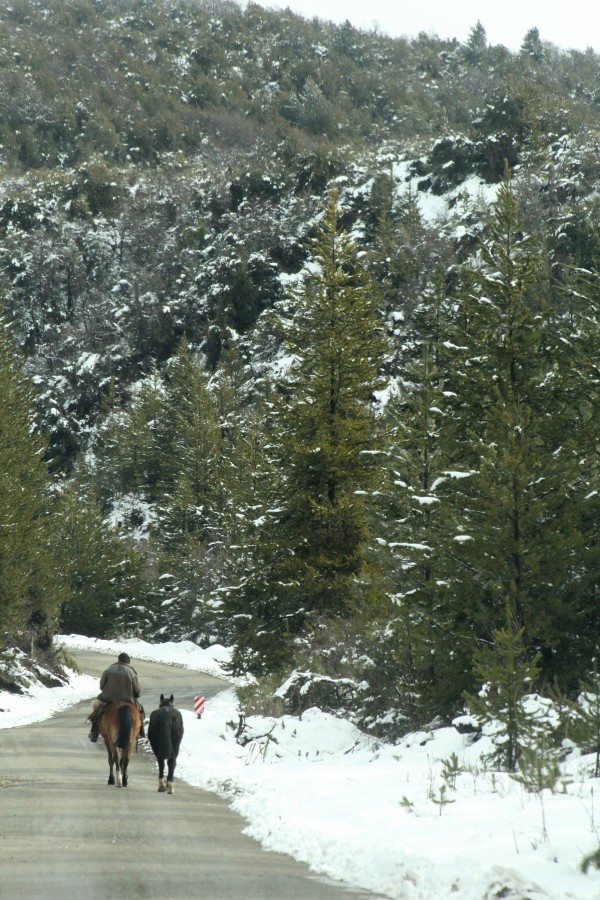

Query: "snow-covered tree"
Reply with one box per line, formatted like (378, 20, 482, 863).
(57, 483, 148, 638)
(225, 187, 388, 675)
(446, 172, 599, 687)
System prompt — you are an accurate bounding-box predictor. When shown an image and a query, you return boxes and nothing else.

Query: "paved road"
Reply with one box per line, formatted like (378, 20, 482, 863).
(0, 650, 380, 900)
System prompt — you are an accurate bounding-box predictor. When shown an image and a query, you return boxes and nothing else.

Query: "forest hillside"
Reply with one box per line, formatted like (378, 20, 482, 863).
(2, 0, 600, 757)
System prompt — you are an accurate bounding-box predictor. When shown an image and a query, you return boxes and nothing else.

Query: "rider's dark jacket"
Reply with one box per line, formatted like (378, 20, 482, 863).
(98, 662, 140, 704)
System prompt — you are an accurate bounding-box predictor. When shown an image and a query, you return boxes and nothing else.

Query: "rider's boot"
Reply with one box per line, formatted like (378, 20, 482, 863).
(137, 703, 146, 738)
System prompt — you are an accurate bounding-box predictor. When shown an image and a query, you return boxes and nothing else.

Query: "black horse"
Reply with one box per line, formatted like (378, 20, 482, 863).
(147, 694, 184, 794)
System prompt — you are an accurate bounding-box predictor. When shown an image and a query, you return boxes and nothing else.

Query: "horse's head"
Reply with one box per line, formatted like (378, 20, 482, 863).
(159, 694, 174, 707)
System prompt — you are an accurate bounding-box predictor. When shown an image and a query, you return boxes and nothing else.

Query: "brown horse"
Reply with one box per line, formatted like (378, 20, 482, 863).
(98, 701, 142, 788)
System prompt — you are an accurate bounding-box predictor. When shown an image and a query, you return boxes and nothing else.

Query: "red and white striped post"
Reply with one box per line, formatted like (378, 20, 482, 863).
(194, 695, 205, 719)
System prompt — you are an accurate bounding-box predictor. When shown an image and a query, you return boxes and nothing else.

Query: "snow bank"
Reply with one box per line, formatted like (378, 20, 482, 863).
(2, 635, 599, 900)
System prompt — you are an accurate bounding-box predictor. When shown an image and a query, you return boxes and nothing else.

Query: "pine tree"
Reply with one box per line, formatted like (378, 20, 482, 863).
(226, 187, 389, 674)
(465, 601, 542, 772)
(366, 182, 431, 320)
(569, 657, 600, 777)
(211, 374, 285, 652)
(57, 483, 148, 638)
(158, 338, 223, 546)
(376, 347, 472, 724)
(148, 339, 226, 637)
(464, 21, 488, 65)
(520, 27, 544, 63)
(0, 317, 65, 649)
(95, 369, 169, 503)
(361, 264, 474, 733)
(445, 172, 591, 686)
(280, 188, 388, 608)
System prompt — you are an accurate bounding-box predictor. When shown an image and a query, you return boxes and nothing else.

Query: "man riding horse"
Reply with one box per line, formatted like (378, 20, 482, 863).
(88, 652, 145, 741)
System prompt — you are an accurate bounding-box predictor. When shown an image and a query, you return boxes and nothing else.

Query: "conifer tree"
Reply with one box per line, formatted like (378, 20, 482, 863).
(569, 657, 600, 777)
(211, 377, 284, 650)
(361, 264, 474, 732)
(158, 338, 223, 545)
(465, 601, 542, 772)
(0, 317, 64, 649)
(520, 27, 544, 62)
(95, 370, 169, 503)
(366, 182, 430, 319)
(148, 339, 226, 636)
(57, 483, 148, 638)
(447, 171, 594, 686)
(279, 188, 388, 608)
(226, 187, 388, 674)
(464, 20, 488, 65)
(376, 348, 472, 723)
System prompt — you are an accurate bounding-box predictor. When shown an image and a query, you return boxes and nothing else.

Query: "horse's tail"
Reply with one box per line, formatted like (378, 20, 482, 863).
(117, 704, 133, 749)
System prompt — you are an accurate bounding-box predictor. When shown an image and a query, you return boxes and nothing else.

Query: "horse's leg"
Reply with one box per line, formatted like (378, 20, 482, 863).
(103, 735, 117, 786)
(157, 758, 166, 792)
(122, 722, 140, 788)
(107, 747, 117, 785)
(166, 757, 176, 794)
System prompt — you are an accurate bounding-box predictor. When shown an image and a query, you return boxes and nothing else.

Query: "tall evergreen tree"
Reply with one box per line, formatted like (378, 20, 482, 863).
(520, 27, 545, 63)
(280, 188, 389, 607)
(464, 20, 488, 65)
(158, 339, 223, 546)
(58, 483, 148, 638)
(95, 370, 169, 504)
(0, 317, 64, 650)
(447, 172, 597, 687)
(149, 339, 226, 637)
(360, 265, 474, 734)
(226, 187, 389, 674)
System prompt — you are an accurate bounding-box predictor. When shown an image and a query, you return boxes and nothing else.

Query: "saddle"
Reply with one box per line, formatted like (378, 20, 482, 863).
(87, 699, 145, 738)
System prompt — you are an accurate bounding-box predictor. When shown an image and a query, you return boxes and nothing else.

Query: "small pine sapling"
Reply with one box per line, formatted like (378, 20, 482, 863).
(464, 600, 541, 773)
(440, 752, 465, 791)
(569, 658, 600, 777)
(431, 784, 456, 816)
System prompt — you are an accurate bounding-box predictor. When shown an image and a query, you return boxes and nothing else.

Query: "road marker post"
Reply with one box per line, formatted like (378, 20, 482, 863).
(194, 695, 205, 719)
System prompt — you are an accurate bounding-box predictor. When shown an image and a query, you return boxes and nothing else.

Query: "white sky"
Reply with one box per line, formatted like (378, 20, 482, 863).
(258, 0, 599, 53)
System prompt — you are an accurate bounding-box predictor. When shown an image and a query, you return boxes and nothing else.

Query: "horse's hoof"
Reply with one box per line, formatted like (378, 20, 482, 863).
(167, 782, 174, 795)
(122, 777, 128, 787)
(108, 777, 115, 785)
